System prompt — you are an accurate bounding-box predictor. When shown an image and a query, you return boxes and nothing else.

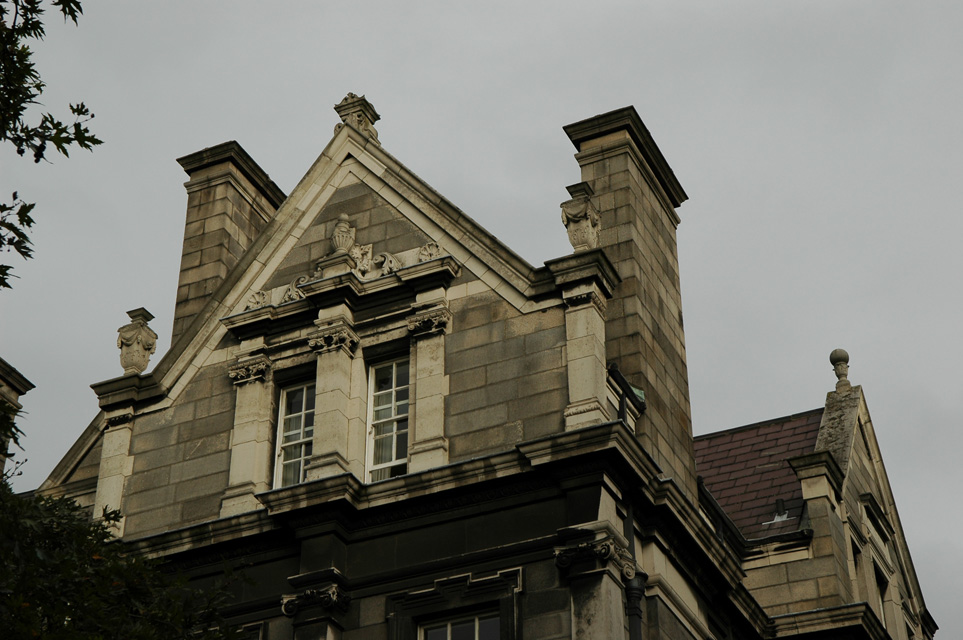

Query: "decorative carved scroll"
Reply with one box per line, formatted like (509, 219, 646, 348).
(280, 276, 308, 303)
(374, 252, 403, 276)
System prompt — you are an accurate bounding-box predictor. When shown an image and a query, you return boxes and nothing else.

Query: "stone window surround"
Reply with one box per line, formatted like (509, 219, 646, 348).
(386, 570, 520, 640)
(221, 296, 452, 516)
(422, 612, 501, 640)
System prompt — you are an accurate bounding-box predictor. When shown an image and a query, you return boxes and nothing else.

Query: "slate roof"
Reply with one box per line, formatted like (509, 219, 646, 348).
(693, 408, 823, 540)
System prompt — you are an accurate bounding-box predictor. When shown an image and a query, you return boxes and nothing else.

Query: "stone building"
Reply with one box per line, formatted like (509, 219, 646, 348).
(0, 356, 34, 476)
(40, 94, 935, 640)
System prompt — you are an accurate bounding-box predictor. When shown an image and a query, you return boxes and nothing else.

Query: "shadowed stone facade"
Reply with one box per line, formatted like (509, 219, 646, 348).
(39, 96, 935, 640)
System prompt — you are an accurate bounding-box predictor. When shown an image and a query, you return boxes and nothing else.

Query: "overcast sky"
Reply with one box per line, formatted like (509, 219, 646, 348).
(2, 1, 959, 635)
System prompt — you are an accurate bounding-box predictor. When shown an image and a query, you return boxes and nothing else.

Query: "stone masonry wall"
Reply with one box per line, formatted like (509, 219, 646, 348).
(123, 361, 235, 538)
(446, 290, 567, 461)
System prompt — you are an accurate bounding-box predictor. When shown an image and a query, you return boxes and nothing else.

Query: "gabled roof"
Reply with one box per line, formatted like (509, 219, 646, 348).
(694, 408, 822, 540)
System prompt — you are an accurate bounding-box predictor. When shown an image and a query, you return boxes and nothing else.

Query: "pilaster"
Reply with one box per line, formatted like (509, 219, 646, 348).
(93, 408, 134, 535)
(406, 301, 452, 473)
(305, 306, 362, 481)
(220, 348, 275, 517)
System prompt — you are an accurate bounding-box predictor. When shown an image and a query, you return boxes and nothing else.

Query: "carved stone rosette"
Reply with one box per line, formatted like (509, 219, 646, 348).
(228, 356, 272, 385)
(554, 536, 638, 583)
(117, 308, 158, 375)
(308, 323, 360, 357)
(281, 584, 350, 617)
(407, 307, 452, 339)
(561, 182, 601, 252)
(244, 290, 268, 311)
(417, 241, 442, 262)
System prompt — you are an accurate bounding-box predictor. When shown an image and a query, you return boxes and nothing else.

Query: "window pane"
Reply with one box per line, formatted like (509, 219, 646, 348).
(396, 401, 408, 416)
(282, 461, 299, 487)
(304, 441, 312, 457)
(451, 620, 474, 640)
(304, 386, 316, 411)
(396, 430, 408, 458)
(374, 423, 394, 437)
(284, 415, 302, 434)
(285, 388, 304, 414)
(375, 365, 393, 392)
(374, 407, 393, 422)
(373, 435, 393, 464)
(370, 467, 389, 482)
(374, 391, 391, 407)
(282, 444, 300, 461)
(395, 360, 409, 386)
(425, 628, 448, 640)
(478, 616, 500, 640)
(396, 387, 409, 403)
(389, 462, 407, 478)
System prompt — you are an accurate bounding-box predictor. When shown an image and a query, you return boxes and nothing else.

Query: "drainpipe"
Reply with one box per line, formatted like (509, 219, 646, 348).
(623, 485, 647, 640)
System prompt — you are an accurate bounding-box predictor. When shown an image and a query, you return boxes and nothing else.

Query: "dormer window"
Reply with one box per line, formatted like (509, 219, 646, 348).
(275, 382, 316, 487)
(367, 359, 410, 482)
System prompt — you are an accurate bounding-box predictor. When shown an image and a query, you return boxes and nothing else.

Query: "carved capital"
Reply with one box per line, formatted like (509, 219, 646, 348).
(228, 356, 272, 385)
(281, 584, 351, 617)
(407, 307, 452, 338)
(105, 412, 133, 427)
(563, 289, 607, 315)
(309, 323, 360, 356)
(555, 536, 638, 582)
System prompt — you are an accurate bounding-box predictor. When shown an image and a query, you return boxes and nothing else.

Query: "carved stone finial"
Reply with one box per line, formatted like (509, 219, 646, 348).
(333, 93, 380, 143)
(830, 348, 850, 390)
(117, 308, 157, 375)
(560, 182, 600, 252)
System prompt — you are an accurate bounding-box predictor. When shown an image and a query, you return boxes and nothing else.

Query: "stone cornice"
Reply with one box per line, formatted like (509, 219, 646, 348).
(177, 140, 286, 209)
(90, 372, 167, 411)
(563, 106, 687, 208)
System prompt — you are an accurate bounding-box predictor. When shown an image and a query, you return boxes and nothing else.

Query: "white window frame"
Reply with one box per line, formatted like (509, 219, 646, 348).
(274, 382, 316, 488)
(422, 613, 501, 640)
(366, 358, 410, 482)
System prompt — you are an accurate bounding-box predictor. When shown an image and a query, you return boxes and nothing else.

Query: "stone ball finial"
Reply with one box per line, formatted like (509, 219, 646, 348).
(830, 348, 850, 391)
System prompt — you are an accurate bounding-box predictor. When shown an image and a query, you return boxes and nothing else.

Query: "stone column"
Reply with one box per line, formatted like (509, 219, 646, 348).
(561, 283, 610, 430)
(220, 351, 274, 517)
(305, 307, 362, 481)
(406, 304, 452, 473)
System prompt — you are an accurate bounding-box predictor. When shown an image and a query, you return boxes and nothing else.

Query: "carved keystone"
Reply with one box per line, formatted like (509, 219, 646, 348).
(117, 308, 157, 375)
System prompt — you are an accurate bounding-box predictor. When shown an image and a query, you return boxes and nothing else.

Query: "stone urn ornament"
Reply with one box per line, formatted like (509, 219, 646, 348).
(330, 214, 356, 255)
(117, 308, 158, 375)
(560, 182, 600, 252)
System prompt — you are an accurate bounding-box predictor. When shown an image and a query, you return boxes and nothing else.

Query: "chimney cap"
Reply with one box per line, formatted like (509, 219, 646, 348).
(563, 106, 688, 208)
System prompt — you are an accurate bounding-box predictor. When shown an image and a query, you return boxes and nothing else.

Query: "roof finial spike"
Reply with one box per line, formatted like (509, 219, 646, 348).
(829, 348, 851, 391)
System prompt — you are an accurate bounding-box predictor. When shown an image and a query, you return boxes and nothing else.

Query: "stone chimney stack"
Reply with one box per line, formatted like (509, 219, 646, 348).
(563, 107, 696, 499)
(173, 142, 285, 345)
